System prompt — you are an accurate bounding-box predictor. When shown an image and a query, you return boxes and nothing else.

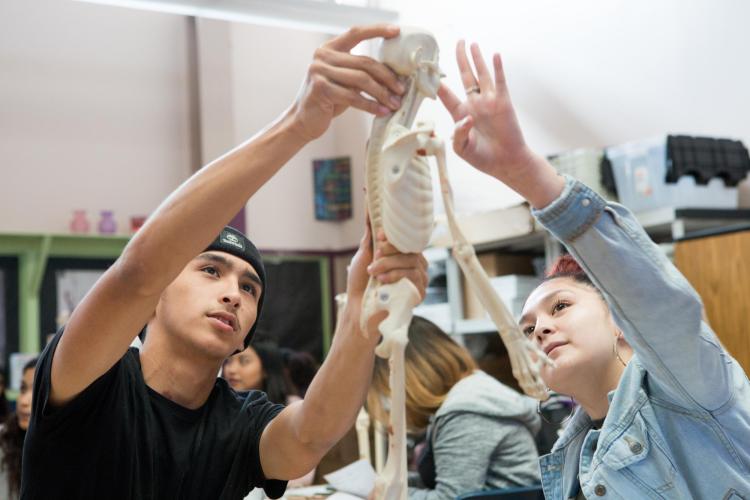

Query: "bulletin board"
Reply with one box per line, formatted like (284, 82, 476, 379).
(313, 157, 352, 221)
(39, 257, 115, 348)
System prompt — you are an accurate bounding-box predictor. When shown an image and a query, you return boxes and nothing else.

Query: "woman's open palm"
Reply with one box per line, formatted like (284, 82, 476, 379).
(438, 41, 533, 180)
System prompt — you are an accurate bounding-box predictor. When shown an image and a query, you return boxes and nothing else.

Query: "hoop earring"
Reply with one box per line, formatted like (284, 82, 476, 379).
(613, 335, 627, 367)
(537, 391, 575, 426)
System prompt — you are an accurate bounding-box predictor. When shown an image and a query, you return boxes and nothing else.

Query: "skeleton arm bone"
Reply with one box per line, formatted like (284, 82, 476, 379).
(426, 136, 553, 400)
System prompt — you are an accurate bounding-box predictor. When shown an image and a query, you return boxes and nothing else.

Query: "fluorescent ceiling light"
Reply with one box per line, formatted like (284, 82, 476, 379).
(75, 0, 399, 34)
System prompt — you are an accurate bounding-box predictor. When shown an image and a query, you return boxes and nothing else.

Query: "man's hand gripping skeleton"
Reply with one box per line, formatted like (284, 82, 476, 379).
(359, 28, 553, 499)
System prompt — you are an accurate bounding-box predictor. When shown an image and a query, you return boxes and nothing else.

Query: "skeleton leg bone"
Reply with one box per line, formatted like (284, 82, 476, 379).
(374, 420, 386, 473)
(369, 280, 419, 499)
(371, 329, 408, 500)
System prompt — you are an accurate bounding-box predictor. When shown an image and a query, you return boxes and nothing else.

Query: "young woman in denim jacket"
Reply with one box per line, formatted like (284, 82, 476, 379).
(436, 40, 750, 499)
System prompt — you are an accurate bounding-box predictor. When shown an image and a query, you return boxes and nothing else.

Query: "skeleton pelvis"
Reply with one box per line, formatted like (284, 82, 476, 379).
(364, 278, 421, 359)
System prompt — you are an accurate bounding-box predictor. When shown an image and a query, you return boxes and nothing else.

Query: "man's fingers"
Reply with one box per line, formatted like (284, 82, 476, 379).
(319, 79, 391, 116)
(316, 63, 401, 111)
(374, 238, 398, 257)
(363, 207, 373, 242)
(327, 24, 400, 52)
(365, 241, 429, 300)
(418, 254, 429, 273)
(360, 219, 373, 249)
(368, 252, 429, 298)
(373, 269, 427, 299)
(368, 253, 420, 276)
(437, 83, 466, 122)
(317, 49, 405, 96)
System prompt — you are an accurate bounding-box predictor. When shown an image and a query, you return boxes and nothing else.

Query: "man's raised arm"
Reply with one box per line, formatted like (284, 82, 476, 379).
(50, 24, 405, 406)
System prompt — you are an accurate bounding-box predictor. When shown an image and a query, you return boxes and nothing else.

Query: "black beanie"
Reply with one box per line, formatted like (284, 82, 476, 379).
(205, 226, 265, 348)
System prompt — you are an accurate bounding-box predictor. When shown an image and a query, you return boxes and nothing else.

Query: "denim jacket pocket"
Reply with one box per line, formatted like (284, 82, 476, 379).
(723, 488, 748, 499)
(600, 413, 682, 496)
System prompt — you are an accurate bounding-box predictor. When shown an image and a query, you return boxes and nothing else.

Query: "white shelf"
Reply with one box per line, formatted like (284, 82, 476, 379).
(424, 205, 750, 336)
(635, 207, 750, 240)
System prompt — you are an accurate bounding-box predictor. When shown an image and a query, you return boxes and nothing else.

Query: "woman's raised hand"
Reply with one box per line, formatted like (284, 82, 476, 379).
(438, 41, 564, 208)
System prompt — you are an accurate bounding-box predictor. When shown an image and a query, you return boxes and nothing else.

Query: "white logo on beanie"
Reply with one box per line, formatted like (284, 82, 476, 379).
(221, 232, 245, 251)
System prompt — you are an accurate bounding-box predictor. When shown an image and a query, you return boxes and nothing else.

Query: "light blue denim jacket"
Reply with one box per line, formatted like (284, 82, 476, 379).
(532, 176, 750, 499)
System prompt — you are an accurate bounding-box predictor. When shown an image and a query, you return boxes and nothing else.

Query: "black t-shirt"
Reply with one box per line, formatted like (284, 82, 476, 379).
(21, 332, 288, 499)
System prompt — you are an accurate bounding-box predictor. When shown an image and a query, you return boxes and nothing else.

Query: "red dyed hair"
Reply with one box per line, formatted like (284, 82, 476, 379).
(544, 254, 595, 289)
(546, 254, 584, 277)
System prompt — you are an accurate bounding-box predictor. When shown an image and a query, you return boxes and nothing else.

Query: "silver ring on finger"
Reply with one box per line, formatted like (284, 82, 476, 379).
(465, 85, 480, 95)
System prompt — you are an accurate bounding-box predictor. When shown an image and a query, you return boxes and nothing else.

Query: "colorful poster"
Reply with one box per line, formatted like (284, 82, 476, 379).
(313, 157, 352, 221)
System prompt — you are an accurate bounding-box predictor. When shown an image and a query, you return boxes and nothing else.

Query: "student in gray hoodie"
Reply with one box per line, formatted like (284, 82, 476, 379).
(368, 316, 541, 499)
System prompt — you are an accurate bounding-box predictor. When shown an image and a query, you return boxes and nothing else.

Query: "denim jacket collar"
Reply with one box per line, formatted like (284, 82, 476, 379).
(539, 358, 652, 498)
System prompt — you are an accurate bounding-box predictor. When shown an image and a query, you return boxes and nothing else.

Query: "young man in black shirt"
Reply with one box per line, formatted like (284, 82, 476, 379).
(21, 24, 426, 499)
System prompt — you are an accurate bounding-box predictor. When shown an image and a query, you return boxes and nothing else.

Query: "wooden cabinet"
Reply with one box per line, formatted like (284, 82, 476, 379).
(674, 228, 750, 373)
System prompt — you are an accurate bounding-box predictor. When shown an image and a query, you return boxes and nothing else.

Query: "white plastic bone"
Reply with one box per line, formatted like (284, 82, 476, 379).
(356, 407, 371, 464)
(361, 27, 440, 500)
(374, 420, 386, 473)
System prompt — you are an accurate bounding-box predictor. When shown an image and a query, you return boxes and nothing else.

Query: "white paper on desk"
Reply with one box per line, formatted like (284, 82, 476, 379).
(281, 484, 333, 497)
(323, 459, 376, 498)
(328, 494, 365, 500)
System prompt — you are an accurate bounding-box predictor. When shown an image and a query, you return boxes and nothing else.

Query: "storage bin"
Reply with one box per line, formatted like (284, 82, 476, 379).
(605, 136, 742, 213)
(549, 148, 617, 200)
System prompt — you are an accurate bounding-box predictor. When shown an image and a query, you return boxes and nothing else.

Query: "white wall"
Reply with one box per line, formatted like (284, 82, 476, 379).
(0, 3, 372, 250)
(381, 0, 750, 211)
(228, 23, 370, 250)
(3, 0, 749, 246)
(0, 0, 193, 234)
(196, 18, 236, 164)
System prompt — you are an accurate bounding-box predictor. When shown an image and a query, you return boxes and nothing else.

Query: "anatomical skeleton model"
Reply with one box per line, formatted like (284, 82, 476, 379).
(360, 28, 552, 500)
